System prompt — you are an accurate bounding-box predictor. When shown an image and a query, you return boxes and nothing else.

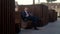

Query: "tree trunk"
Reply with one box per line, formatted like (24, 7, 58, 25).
(38, 0, 40, 4)
(33, 0, 35, 5)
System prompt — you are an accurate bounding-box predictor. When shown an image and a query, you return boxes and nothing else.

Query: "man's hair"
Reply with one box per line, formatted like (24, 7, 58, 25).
(24, 7, 28, 9)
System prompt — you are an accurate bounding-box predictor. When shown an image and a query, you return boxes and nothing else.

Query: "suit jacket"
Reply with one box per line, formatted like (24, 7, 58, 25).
(21, 11, 32, 20)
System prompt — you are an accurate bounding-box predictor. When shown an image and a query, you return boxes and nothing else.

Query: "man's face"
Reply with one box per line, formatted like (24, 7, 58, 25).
(24, 8, 28, 11)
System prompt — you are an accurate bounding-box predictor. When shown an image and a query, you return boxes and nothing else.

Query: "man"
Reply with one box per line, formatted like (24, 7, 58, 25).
(21, 7, 39, 30)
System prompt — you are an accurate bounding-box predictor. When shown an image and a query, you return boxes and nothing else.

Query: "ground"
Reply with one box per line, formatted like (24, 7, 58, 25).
(19, 18, 60, 34)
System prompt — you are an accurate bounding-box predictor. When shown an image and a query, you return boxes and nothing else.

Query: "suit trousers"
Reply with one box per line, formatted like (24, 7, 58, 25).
(26, 16, 39, 29)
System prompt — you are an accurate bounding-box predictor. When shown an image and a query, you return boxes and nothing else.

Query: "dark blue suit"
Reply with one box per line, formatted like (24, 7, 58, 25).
(21, 11, 39, 29)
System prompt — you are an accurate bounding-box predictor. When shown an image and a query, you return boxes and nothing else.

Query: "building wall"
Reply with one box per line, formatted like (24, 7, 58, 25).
(41, 3, 60, 16)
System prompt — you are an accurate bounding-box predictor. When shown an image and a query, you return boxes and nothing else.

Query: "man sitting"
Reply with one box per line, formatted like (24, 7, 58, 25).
(21, 7, 39, 30)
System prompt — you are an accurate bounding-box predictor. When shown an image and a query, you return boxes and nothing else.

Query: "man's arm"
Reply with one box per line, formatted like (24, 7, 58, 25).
(21, 11, 26, 18)
(29, 12, 34, 16)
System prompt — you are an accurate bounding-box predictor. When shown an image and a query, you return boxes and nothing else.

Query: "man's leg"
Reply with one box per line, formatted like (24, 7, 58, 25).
(27, 16, 39, 30)
(31, 16, 39, 30)
(32, 22, 39, 30)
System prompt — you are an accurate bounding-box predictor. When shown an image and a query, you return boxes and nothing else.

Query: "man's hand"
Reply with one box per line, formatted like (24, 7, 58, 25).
(26, 14, 29, 17)
(28, 12, 33, 16)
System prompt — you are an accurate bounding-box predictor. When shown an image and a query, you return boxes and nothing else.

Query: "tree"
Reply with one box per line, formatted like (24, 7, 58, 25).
(38, 0, 40, 4)
(46, 0, 57, 3)
(33, 0, 35, 5)
(46, 0, 57, 9)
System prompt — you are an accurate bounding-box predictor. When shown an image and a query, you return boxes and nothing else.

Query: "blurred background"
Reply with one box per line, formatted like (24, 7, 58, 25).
(15, 0, 60, 17)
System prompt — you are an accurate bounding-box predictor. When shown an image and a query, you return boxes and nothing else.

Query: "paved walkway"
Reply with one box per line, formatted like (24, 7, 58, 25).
(19, 18, 60, 34)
